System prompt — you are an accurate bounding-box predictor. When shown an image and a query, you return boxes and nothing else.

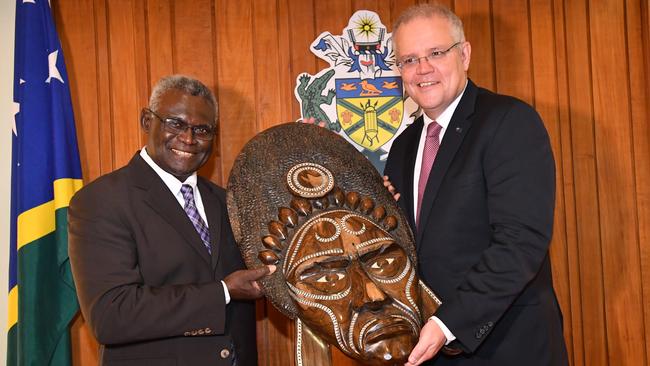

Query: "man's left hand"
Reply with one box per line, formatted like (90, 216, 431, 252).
(405, 319, 446, 366)
(224, 265, 275, 300)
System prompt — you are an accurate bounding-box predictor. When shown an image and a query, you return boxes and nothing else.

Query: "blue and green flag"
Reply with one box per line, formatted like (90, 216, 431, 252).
(9, 0, 83, 364)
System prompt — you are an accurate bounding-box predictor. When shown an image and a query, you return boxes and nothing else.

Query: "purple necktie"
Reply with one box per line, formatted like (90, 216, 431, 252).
(416, 122, 442, 228)
(180, 184, 211, 254)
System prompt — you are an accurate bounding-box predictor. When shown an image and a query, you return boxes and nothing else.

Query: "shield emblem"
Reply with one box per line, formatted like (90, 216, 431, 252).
(335, 77, 403, 152)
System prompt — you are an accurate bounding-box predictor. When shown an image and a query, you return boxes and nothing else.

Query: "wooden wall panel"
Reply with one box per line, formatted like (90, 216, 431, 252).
(54, 0, 101, 183)
(563, 1, 606, 364)
(215, 0, 257, 184)
(275, 0, 295, 124)
(491, 0, 533, 104)
(314, 0, 352, 75)
(549, 1, 582, 364)
(105, 0, 144, 169)
(145, 0, 174, 84)
(389, 0, 417, 25)
(285, 0, 317, 120)
(53, 1, 650, 365)
(252, 0, 285, 131)
(131, 0, 150, 135)
(629, 0, 650, 360)
(589, 0, 647, 364)
(93, 0, 114, 178)
(529, 0, 574, 362)
(174, 0, 216, 82)
(455, 0, 494, 90)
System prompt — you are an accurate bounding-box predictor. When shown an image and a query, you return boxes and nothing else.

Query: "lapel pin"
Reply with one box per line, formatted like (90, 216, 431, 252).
(455, 126, 462, 133)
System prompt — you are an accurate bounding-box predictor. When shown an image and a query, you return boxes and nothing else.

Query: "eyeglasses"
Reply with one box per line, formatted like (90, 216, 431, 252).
(145, 108, 216, 141)
(396, 42, 462, 70)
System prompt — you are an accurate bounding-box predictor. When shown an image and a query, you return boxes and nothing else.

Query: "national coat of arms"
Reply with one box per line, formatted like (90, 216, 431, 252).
(294, 11, 418, 172)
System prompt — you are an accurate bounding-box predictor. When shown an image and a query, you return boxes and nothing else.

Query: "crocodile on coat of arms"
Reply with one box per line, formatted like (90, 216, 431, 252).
(295, 69, 340, 131)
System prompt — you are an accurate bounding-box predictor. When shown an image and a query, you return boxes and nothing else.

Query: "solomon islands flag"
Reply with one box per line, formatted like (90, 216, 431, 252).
(8, 0, 83, 365)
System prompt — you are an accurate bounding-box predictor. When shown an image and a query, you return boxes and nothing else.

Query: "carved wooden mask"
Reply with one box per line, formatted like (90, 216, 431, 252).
(227, 123, 441, 365)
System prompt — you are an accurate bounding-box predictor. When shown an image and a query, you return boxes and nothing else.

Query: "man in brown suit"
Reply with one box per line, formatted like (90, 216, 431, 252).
(68, 75, 271, 366)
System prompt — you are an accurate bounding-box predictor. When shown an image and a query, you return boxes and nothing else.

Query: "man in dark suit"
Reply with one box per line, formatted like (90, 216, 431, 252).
(68, 75, 272, 366)
(384, 4, 568, 365)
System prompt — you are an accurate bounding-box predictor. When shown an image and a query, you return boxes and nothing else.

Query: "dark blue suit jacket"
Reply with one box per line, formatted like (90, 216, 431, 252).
(385, 80, 568, 365)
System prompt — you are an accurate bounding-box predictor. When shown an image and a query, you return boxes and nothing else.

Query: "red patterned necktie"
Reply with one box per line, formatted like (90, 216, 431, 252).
(180, 184, 211, 254)
(416, 122, 442, 228)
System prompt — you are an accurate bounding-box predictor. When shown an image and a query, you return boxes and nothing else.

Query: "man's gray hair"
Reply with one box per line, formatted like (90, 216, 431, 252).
(393, 3, 465, 45)
(149, 75, 218, 119)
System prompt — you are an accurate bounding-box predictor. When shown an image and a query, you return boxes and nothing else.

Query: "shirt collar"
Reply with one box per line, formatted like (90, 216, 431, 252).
(140, 148, 198, 195)
(423, 80, 468, 129)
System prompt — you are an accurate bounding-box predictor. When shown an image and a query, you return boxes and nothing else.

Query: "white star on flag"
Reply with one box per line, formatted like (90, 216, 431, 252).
(46, 50, 64, 84)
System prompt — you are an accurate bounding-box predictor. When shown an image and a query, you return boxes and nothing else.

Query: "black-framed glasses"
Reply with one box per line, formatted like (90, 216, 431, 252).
(396, 42, 462, 70)
(145, 108, 216, 141)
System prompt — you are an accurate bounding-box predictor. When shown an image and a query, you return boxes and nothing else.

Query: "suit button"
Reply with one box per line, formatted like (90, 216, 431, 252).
(220, 349, 230, 359)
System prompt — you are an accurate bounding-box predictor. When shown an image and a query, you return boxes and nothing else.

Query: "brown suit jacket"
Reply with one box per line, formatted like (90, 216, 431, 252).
(68, 153, 256, 366)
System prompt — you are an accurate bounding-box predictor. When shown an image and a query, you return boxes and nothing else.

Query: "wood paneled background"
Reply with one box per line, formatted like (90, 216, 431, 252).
(52, 0, 650, 365)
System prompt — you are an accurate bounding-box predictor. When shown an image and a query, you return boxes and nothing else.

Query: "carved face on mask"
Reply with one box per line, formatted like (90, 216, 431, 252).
(284, 209, 423, 364)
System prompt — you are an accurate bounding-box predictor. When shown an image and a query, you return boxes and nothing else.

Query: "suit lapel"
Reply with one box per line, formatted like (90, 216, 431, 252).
(198, 180, 223, 271)
(129, 154, 212, 265)
(401, 117, 424, 230)
(416, 81, 478, 244)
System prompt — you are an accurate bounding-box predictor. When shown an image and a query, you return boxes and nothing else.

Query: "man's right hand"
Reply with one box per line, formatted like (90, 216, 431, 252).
(383, 175, 401, 201)
(224, 265, 275, 300)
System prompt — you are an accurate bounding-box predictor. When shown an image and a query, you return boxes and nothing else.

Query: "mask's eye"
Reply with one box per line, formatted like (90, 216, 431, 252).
(366, 255, 404, 279)
(361, 244, 407, 279)
(298, 270, 349, 295)
(315, 273, 346, 283)
(370, 257, 395, 269)
(296, 258, 351, 295)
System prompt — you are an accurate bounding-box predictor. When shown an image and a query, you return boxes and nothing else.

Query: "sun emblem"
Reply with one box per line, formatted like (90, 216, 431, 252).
(353, 14, 379, 40)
